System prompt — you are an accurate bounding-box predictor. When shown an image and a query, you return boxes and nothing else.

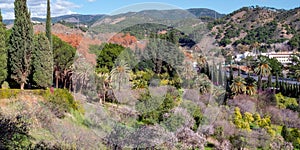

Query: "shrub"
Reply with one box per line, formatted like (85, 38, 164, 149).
(0, 113, 32, 149)
(275, 93, 298, 109)
(0, 89, 21, 99)
(1, 81, 10, 89)
(43, 89, 83, 118)
(180, 100, 203, 131)
(161, 113, 186, 132)
(136, 89, 178, 124)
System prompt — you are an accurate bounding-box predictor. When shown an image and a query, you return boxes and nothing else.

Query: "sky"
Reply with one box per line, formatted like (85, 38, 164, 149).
(0, 0, 299, 19)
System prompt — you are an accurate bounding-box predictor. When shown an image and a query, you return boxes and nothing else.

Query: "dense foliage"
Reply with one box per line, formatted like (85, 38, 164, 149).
(8, 0, 34, 89)
(33, 34, 53, 88)
(0, 11, 7, 85)
(53, 35, 76, 88)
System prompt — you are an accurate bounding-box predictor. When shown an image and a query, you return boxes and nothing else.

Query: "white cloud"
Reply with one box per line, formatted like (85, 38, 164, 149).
(87, 0, 96, 2)
(0, 0, 80, 19)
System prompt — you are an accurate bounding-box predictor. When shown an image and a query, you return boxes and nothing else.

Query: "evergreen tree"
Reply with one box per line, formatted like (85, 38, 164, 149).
(275, 73, 279, 89)
(268, 74, 272, 88)
(0, 9, 7, 84)
(212, 63, 218, 85)
(229, 63, 234, 85)
(0, 9, 2, 23)
(46, 0, 52, 47)
(257, 75, 261, 91)
(53, 35, 75, 88)
(33, 34, 53, 88)
(218, 63, 223, 86)
(8, 0, 34, 89)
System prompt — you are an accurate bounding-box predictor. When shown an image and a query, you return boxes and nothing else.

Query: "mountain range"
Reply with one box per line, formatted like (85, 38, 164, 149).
(3, 8, 224, 25)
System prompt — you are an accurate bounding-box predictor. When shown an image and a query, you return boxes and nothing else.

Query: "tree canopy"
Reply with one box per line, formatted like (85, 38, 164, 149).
(8, 0, 34, 89)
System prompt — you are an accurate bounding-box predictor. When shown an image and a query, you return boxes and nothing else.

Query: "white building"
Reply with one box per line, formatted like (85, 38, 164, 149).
(234, 51, 257, 62)
(261, 51, 295, 64)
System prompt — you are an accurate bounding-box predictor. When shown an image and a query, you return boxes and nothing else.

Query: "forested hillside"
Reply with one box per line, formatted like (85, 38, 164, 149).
(1, 1, 300, 149)
(208, 6, 300, 52)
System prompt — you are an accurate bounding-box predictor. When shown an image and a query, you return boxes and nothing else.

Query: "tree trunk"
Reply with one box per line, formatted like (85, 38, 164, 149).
(20, 82, 25, 90)
(258, 75, 262, 91)
(56, 77, 59, 88)
(64, 78, 67, 89)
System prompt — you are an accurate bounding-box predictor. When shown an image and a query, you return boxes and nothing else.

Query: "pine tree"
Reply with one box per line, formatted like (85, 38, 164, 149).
(46, 0, 52, 47)
(0, 9, 7, 84)
(8, 0, 34, 89)
(33, 34, 53, 88)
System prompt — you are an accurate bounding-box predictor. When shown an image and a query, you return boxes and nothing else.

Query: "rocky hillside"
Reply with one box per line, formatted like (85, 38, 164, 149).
(208, 6, 300, 52)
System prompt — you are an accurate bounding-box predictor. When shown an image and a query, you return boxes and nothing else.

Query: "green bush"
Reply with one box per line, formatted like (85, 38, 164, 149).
(161, 113, 186, 132)
(275, 93, 298, 109)
(0, 113, 32, 149)
(1, 81, 10, 89)
(136, 89, 178, 124)
(43, 89, 83, 118)
(180, 100, 203, 131)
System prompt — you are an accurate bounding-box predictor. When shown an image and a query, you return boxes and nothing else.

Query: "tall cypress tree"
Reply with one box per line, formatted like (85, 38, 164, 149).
(0, 9, 7, 84)
(46, 0, 52, 47)
(0, 9, 2, 23)
(218, 63, 223, 86)
(33, 34, 53, 88)
(9, 0, 34, 90)
(275, 73, 279, 89)
(229, 63, 234, 85)
(257, 75, 261, 91)
(268, 74, 272, 88)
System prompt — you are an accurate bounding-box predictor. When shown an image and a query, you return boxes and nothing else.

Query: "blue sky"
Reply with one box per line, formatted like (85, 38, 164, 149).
(75, 0, 300, 15)
(0, 0, 299, 19)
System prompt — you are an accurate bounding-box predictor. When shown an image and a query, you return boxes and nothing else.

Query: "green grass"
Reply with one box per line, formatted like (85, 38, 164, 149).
(205, 146, 213, 150)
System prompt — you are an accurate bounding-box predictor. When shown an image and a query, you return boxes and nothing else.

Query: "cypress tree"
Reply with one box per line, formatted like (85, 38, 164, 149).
(229, 64, 234, 85)
(257, 75, 262, 91)
(268, 74, 272, 88)
(293, 84, 298, 97)
(33, 34, 53, 88)
(213, 63, 218, 85)
(46, 0, 52, 47)
(0, 9, 2, 22)
(0, 9, 7, 84)
(275, 73, 279, 89)
(218, 63, 223, 86)
(9, 0, 34, 90)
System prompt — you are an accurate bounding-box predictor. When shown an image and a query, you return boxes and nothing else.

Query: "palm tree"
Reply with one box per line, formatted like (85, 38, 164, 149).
(254, 56, 272, 91)
(196, 54, 207, 73)
(181, 60, 196, 88)
(110, 61, 131, 91)
(230, 76, 247, 95)
(245, 77, 257, 96)
(97, 73, 110, 104)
